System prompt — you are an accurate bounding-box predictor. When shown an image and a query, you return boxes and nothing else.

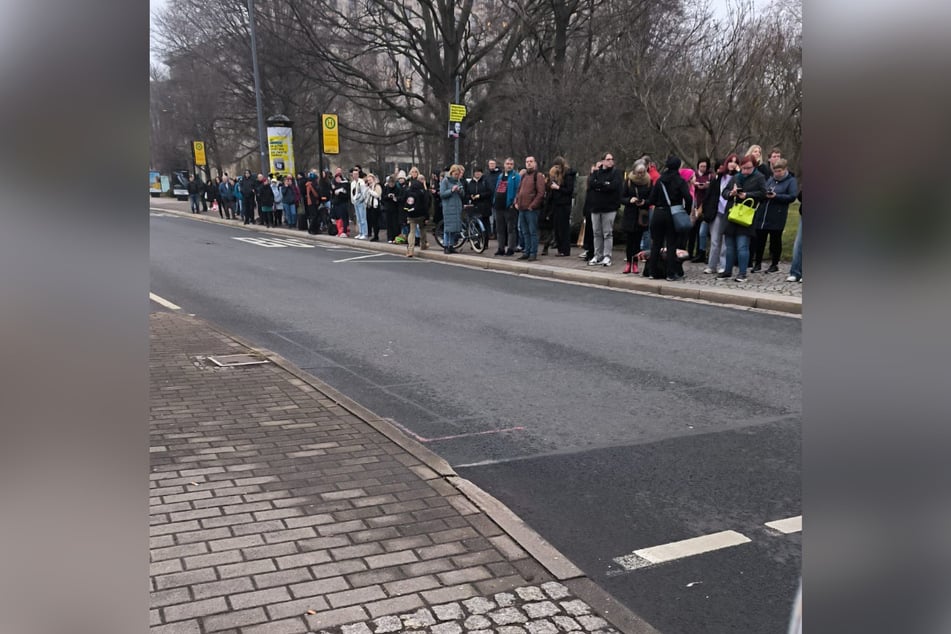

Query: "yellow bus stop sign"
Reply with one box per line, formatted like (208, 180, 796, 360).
(193, 141, 206, 166)
(322, 114, 339, 154)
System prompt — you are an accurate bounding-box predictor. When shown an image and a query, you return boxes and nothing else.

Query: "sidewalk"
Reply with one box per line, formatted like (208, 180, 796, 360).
(149, 200, 801, 315)
(150, 311, 659, 634)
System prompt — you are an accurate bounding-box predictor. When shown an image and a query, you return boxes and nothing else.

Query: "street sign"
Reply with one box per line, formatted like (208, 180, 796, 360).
(193, 141, 206, 166)
(449, 104, 467, 122)
(322, 114, 339, 154)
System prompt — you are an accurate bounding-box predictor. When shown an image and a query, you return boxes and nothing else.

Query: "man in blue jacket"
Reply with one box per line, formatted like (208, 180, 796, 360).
(492, 157, 521, 256)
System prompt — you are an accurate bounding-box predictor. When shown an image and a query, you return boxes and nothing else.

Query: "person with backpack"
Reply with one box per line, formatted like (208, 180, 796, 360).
(513, 156, 545, 261)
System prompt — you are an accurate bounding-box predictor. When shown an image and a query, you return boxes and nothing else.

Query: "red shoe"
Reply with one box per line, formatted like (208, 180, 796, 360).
(632, 263, 639, 274)
(622, 262, 632, 274)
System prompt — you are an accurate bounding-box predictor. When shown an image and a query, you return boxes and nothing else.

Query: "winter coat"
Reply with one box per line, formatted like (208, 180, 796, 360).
(515, 170, 546, 211)
(366, 183, 382, 210)
(620, 179, 653, 232)
(218, 181, 236, 202)
(270, 183, 283, 210)
(492, 169, 521, 210)
(548, 169, 576, 210)
(722, 170, 766, 237)
(239, 176, 256, 202)
(205, 181, 217, 201)
(382, 184, 401, 214)
(186, 179, 202, 195)
(350, 178, 368, 206)
(586, 166, 623, 213)
(754, 173, 798, 231)
(256, 180, 275, 209)
(701, 174, 734, 223)
(281, 184, 297, 206)
(439, 176, 465, 232)
(402, 180, 428, 220)
(647, 170, 692, 210)
(465, 176, 492, 217)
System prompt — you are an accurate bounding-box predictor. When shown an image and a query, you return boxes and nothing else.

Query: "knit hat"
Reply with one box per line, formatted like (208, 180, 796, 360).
(396, 170, 407, 180)
(664, 156, 682, 171)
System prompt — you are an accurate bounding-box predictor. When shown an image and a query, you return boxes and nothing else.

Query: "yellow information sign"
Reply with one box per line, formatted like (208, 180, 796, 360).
(322, 114, 339, 154)
(449, 104, 467, 122)
(192, 141, 206, 166)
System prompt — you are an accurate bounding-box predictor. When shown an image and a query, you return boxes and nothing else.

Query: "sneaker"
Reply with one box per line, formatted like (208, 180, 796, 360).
(716, 272, 731, 279)
(767, 264, 779, 273)
(587, 256, 602, 266)
(703, 267, 714, 274)
(494, 250, 505, 256)
(516, 246, 523, 252)
(751, 264, 762, 273)
(601, 256, 612, 267)
(786, 275, 798, 282)
(578, 252, 591, 259)
(734, 276, 747, 283)
(517, 254, 530, 260)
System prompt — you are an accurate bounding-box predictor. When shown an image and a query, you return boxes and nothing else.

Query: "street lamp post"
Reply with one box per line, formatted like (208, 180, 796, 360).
(247, 0, 268, 176)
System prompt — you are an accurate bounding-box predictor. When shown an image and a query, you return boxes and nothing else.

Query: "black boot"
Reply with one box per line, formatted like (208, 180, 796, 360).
(691, 249, 706, 263)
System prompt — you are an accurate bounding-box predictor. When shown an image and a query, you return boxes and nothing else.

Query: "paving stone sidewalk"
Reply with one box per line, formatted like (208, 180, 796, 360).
(150, 311, 652, 634)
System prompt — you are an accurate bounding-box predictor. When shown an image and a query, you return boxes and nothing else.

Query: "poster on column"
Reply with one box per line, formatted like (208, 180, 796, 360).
(267, 126, 295, 177)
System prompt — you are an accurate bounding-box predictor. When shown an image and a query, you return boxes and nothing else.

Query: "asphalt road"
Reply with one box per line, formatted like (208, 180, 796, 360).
(150, 211, 801, 634)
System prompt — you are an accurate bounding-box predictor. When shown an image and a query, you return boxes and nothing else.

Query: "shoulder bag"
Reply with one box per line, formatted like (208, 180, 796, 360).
(662, 182, 693, 233)
(727, 197, 757, 227)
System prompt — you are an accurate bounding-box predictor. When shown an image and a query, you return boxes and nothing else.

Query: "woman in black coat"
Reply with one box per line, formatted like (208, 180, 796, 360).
(620, 162, 652, 274)
(752, 158, 798, 272)
(719, 154, 766, 282)
(382, 175, 402, 242)
(646, 156, 693, 281)
(547, 156, 576, 257)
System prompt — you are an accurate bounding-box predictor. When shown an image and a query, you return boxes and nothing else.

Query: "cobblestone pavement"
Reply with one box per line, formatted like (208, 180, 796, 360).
(150, 312, 649, 634)
(150, 201, 801, 303)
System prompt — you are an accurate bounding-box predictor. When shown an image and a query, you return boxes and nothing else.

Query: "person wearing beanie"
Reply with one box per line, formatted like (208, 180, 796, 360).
(645, 156, 693, 280)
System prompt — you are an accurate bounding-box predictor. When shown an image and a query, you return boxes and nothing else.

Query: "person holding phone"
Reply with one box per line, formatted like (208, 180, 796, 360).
(620, 162, 653, 274)
(752, 158, 798, 273)
(718, 154, 765, 282)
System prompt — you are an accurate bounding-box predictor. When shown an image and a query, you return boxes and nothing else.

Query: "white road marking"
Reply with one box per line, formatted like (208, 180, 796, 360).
(149, 292, 181, 311)
(613, 530, 752, 571)
(764, 515, 802, 534)
(232, 237, 314, 248)
(332, 253, 387, 263)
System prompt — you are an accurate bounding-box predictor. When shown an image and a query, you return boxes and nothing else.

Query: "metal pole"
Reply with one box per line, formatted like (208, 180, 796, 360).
(247, 0, 268, 176)
(453, 75, 460, 165)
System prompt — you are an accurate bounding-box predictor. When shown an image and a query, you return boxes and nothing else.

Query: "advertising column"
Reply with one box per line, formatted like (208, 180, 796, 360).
(266, 115, 295, 177)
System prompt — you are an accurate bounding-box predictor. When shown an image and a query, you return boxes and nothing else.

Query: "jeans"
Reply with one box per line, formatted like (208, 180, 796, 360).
(284, 203, 296, 227)
(790, 217, 803, 278)
(517, 209, 540, 256)
(707, 214, 727, 271)
(725, 233, 751, 277)
(699, 220, 709, 252)
(354, 202, 368, 236)
(591, 211, 616, 260)
(189, 193, 200, 213)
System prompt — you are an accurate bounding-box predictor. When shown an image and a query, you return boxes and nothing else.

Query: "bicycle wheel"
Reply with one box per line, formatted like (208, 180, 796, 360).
(467, 218, 487, 253)
(433, 220, 446, 247)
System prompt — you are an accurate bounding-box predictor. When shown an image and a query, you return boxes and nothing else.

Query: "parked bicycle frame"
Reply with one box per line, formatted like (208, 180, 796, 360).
(433, 206, 487, 253)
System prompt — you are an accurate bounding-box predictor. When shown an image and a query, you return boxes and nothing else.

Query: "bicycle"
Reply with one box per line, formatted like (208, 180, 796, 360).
(433, 207, 487, 253)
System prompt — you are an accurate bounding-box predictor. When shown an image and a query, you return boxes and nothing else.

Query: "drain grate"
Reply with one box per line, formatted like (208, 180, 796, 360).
(205, 353, 269, 367)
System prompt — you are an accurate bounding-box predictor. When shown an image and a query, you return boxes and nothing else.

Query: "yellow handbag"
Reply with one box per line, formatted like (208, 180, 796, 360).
(727, 197, 756, 227)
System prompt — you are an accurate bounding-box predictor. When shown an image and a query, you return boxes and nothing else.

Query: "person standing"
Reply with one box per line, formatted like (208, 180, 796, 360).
(331, 168, 350, 237)
(403, 169, 430, 257)
(547, 157, 576, 257)
(280, 175, 298, 228)
(753, 158, 798, 273)
(365, 173, 382, 241)
(204, 177, 217, 213)
(465, 166, 493, 239)
(270, 176, 283, 226)
(217, 175, 235, 219)
(492, 158, 520, 256)
(514, 156, 545, 261)
(239, 169, 257, 224)
(787, 189, 803, 282)
(620, 162, 652, 274)
(718, 155, 766, 282)
(186, 174, 202, 213)
(439, 165, 466, 254)
(256, 174, 275, 227)
(689, 158, 712, 262)
(383, 175, 402, 242)
(646, 157, 693, 280)
(485, 159, 501, 238)
(349, 167, 369, 239)
(586, 152, 623, 267)
(704, 155, 737, 274)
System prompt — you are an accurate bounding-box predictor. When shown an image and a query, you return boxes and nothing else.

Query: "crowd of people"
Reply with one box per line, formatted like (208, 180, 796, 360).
(186, 144, 801, 283)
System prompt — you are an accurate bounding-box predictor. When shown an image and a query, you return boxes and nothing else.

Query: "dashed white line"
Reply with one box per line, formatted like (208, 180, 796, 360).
(765, 515, 802, 534)
(613, 530, 752, 571)
(149, 292, 181, 311)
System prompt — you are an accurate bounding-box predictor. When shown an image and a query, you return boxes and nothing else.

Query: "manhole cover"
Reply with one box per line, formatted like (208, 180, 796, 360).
(206, 353, 269, 367)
